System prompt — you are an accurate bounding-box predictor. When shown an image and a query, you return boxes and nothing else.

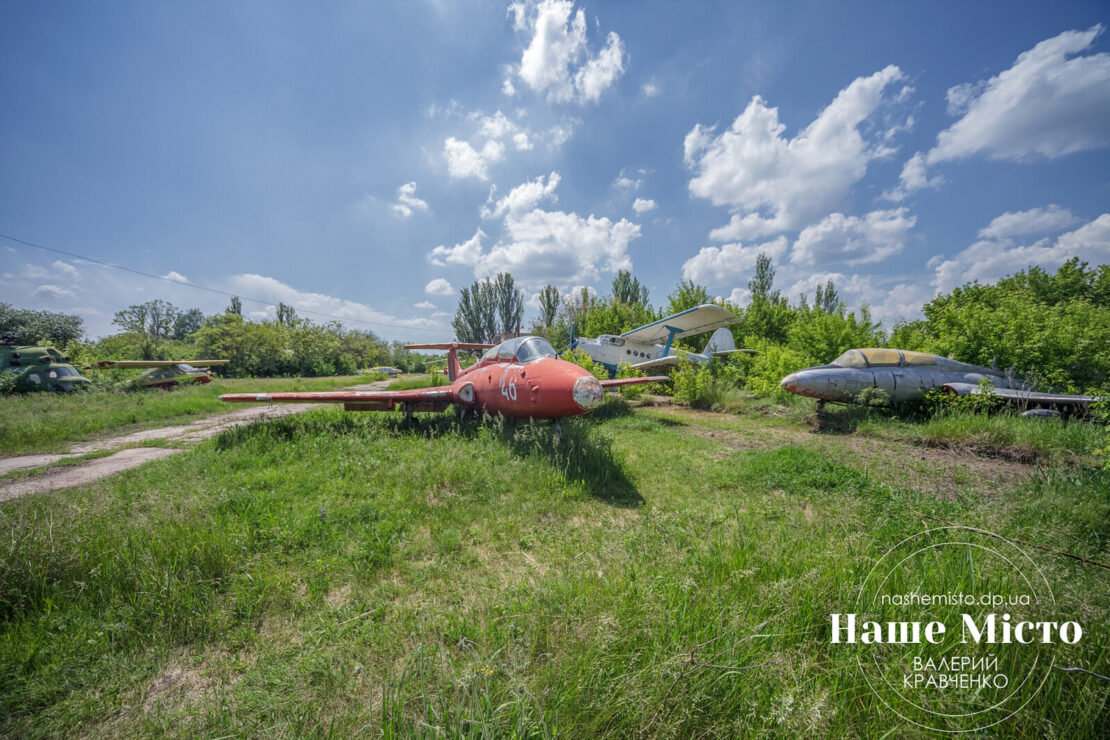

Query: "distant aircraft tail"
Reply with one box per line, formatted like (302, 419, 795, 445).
(703, 327, 736, 356)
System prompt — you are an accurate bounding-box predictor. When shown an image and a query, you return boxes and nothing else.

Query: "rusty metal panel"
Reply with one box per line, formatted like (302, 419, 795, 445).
(343, 401, 392, 411)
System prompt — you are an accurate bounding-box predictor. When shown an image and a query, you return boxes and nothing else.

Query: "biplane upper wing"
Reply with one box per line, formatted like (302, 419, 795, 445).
(598, 376, 669, 388)
(619, 304, 738, 345)
(942, 382, 1098, 408)
(220, 386, 462, 412)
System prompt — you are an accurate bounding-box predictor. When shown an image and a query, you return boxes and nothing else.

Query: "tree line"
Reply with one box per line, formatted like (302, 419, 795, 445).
(451, 256, 1108, 394)
(4, 254, 1107, 392)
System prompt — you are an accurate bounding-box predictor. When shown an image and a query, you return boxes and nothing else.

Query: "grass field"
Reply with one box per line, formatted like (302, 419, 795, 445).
(0, 397, 1106, 737)
(0, 376, 370, 455)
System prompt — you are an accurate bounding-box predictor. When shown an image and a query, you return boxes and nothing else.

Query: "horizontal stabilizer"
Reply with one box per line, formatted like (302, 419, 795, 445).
(713, 349, 757, 357)
(405, 342, 493, 351)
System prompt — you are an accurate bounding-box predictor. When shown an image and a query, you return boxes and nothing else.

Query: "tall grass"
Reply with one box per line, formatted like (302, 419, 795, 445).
(856, 410, 1106, 465)
(0, 376, 363, 454)
(0, 407, 1106, 736)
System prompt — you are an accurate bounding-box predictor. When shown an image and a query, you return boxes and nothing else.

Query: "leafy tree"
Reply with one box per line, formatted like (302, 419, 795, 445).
(560, 287, 598, 331)
(905, 260, 1110, 391)
(742, 253, 793, 344)
(788, 303, 882, 365)
(452, 278, 498, 343)
(537, 284, 560, 329)
(0, 303, 84, 346)
(227, 296, 243, 315)
(172, 308, 205, 340)
(813, 280, 840, 314)
(492, 272, 524, 336)
(113, 299, 178, 342)
(666, 279, 711, 315)
(611, 269, 649, 307)
(276, 302, 298, 328)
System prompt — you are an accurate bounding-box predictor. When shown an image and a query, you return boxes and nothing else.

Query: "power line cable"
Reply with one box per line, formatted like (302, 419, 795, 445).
(0, 232, 451, 337)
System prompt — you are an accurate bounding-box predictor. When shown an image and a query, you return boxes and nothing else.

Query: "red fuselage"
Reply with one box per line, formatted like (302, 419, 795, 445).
(451, 355, 603, 418)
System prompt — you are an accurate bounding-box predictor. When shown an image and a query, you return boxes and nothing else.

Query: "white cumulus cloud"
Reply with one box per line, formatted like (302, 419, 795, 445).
(424, 277, 457, 296)
(977, 205, 1078, 240)
(440, 108, 557, 181)
(414, 300, 436, 310)
(684, 65, 910, 240)
(481, 172, 561, 220)
(390, 181, 430, 218)
(161, 271, 189, 283)
(632, 198, 656, 214)
(512, 0, 626, 105)
(897, 26, 1110, 196)
(931, 213, 1110, 294)
(681, 236, 789, 288)
(33, 284, 75, 299)
(790, 208, 915, 267)
(52, 260, 80, 279)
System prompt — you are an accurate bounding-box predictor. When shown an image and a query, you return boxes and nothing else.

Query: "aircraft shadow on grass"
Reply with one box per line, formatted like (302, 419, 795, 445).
(377, 410, 644, 508)
(218, 406, 644, 508)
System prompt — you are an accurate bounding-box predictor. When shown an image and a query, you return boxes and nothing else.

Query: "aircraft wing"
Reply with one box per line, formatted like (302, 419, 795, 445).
(620, 304, 738, 344)
(220, 387, 459, 412)
(942, 383, 1098, 407)
(599, 375, 669, 388)
(96, 359, 229, 368)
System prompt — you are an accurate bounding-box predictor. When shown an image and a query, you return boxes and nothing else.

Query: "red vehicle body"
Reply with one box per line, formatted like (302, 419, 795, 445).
(220, 337, 665, 421)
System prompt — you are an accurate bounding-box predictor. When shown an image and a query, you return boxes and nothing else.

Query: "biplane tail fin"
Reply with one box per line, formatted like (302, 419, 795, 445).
(405, 342, 493, 382)
(703, 327, 736, 356)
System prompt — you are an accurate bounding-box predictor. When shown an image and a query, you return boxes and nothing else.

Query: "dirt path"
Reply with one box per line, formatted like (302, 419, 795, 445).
(0, 380, 392, 501)
(650, 407, 1033, 499)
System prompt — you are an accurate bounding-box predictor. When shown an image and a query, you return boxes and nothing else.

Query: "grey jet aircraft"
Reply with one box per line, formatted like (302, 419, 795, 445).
(779, 348, 1098, 415)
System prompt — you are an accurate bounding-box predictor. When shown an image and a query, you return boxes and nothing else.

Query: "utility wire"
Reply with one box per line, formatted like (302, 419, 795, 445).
(0, 232, 450, 337)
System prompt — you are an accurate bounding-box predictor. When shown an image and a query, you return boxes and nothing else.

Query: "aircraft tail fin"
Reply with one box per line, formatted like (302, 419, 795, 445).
(405, 342, 493, 383)
(704, 327, 736, 356)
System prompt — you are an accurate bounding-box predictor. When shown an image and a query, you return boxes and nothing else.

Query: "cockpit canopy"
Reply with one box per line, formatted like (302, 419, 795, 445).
(831, 348, 938, 368)
(480, 336, 557, 365)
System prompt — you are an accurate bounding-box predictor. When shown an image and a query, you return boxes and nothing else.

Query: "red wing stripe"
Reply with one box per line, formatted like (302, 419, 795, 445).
(220, 389, 451, 404)
(598, 376, 669, 388)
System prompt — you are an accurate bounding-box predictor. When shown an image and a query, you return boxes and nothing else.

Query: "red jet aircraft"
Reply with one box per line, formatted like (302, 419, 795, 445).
(220, 336, 666, 434)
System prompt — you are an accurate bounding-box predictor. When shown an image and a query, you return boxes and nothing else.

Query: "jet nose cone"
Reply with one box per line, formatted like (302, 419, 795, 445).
(572, 374, 604, 410)
(781, 372, 798, 392)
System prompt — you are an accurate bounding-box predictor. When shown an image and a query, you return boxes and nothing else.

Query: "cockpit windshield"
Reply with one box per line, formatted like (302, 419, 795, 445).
(514, 337, 556, 364)
(480, 337, 556, 364)
(832, 349, 868, 368)
(178, 363, 197, 372)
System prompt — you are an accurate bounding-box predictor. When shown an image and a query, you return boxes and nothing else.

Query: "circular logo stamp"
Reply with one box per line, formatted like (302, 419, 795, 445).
(832, 526, 1080, 733)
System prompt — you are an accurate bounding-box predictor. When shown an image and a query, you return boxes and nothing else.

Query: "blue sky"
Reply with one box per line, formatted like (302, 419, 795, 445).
(2, 0, 1108, 341)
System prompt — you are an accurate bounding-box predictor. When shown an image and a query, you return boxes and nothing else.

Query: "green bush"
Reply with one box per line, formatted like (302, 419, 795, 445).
(741, 339, 812, 401)
(614, 362, 649, 399)
(672, 361, 742, 410)
(559, 348, 608, 379)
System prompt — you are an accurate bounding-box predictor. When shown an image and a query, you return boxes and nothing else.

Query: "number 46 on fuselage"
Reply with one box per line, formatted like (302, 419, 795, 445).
(220, 336, 667, 421)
